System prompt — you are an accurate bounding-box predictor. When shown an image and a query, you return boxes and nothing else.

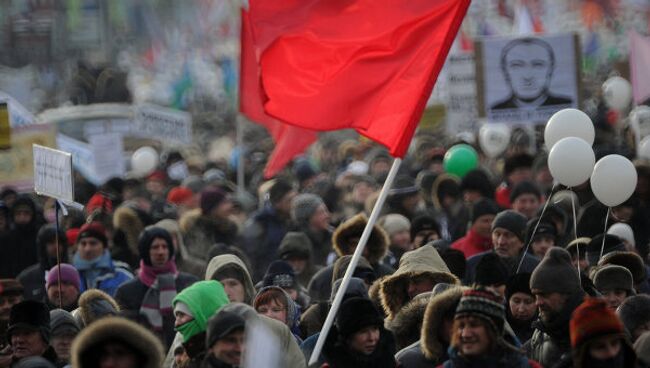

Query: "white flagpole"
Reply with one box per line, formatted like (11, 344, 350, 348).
(308, 157, 402, 365)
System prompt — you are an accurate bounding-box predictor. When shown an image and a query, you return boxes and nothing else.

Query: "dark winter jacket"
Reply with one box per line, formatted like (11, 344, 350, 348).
(439, 345, 541, 368)
(308, 255, 374, 303)
(241, 204, 291, 281)
(321, 325, 397, 368)
(465, 250, 539, 285)
(5, 196, 44, 278)
(200, 354, 235, 368)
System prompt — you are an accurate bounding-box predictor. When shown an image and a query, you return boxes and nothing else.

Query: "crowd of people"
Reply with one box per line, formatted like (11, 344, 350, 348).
(0, 129, 649, 368)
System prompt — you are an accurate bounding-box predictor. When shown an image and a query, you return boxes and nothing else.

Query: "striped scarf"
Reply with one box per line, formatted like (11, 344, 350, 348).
(139, 260, 178, 332)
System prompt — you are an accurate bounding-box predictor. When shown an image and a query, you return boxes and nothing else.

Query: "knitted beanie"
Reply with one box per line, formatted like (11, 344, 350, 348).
(262, 260, 297, 289)
(509, 181, 542, 203)
(530, 247, 581, 294)
(593, 265, 635, 295)
(525, 218, 557, 244)
(291, 193, 324, 225)
(586, 234, 626, 266)
(491, 210, 527, 241)
(471, 199, 500, 223)
(200, 187, 227, 215)
(379, 214, 410, 237)
(205, 310, 245, 349)
(570, 298, 624, 349)
(336, 297, 383, 338)
(618, 295, 650, 338)
(46, 264, 81, 291)
(77, 222, 108, 247)
(50, 309, 80, 336)
(278, 232, 312, 260)
(506, 273, 532, 301)
(410, 215, 441, 240)
(137, 227, 175, 266)
(454, 286, 506, 335)
(475, 253, 509, 287)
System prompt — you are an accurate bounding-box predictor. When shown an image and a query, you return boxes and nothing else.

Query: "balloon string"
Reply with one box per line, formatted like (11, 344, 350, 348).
(570, 189, 580, 284)
(55, 201, 62, 309)
(517, 183, 557, 274)
(599, 208, 611, 261)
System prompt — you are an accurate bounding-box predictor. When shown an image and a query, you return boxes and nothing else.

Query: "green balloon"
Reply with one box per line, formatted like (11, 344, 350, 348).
(443, 144, 479, 178)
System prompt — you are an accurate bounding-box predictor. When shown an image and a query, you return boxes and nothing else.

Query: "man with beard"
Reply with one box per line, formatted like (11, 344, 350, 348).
(525, 247, 585, 367)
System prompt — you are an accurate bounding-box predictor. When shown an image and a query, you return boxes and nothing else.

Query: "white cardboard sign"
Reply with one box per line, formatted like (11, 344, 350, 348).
(134, 104, 192, 145)
(33, 144, 74, 202)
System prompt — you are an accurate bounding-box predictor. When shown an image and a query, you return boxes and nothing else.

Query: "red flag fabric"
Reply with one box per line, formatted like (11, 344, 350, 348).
(240, 10, 318, 179)
(248, 0, 470, 158)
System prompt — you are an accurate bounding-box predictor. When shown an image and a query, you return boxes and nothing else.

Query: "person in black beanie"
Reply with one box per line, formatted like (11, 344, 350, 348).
(464, 210, 540, 283)
(321, 297, 397, 368)
(260, 260, 309, 308)
(410, 215, 441, 248)
(474, 253, 509, 298)
(202, 310, 246, 368)
(460, 169, 495, 203)
(509, 181, 542, 219)
(505, 273, 536, 343)
(6, 300, 59, 366)
(495, 153, 534, 209)
(242, 178, 297, 281)
(525, 218, 557, 259)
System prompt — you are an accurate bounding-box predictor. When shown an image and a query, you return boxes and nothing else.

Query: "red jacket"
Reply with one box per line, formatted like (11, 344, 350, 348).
(451, 228, 492, 259)
(495, 183, 511, 209)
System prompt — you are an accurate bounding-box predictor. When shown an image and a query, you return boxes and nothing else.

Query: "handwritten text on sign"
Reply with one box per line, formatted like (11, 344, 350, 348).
(133, 105, 192, 145)
(33, 144, 73, 202)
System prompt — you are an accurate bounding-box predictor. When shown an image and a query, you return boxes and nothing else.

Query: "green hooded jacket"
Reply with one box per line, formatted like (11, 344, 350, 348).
(172, 280, 229, 342)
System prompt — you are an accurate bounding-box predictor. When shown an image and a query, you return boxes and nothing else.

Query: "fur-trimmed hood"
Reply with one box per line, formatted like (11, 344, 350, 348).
(431, 174, 460, 211)
(72, 289, 120, 328)
(421, 287, 465, 361)
(380, 246, 459, 320)
(71, 316, 164, 368)
(113, 205, 145, 256)
(386, 292, 432, 350)
(332, 213, 389, 264)
(205, 254, 256, 305)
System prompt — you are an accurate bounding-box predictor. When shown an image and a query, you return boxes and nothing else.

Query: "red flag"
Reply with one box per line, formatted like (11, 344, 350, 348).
(248, 0, 470, 158)
(240, 10, 318, 179)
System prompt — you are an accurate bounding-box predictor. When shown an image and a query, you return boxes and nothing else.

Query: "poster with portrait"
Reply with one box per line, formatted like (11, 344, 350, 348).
(476, 33, 580, 124)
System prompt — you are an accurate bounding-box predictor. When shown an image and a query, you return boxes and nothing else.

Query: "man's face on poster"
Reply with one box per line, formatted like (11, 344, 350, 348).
(503, 42, 553, 101)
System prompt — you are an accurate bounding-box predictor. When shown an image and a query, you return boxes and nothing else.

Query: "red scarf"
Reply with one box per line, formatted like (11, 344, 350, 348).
(138, 259, 178, 287)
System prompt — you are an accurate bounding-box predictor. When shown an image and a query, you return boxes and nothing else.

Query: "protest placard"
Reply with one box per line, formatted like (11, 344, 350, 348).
(0, 124, 55, 191)
(56, 133, 97, 185)
(89, 133, 125, 184)
(33, 144, 74, 202)
(133, 104, 192, 145)
(446, 53, 479, 135)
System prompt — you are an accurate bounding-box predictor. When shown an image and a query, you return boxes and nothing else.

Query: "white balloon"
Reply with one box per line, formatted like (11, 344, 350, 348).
(131, 146, 159, 176)
(602, 76, 632, 111)
(479, 123, 511, 158)
(548, 137, 595, 187)
(640, 136, 650, 160)
(590, 154, 637, 207)
(544, 109, 595, 149)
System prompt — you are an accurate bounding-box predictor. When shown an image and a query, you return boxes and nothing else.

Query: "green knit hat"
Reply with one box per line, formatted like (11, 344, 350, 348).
(173, 280, 229, 342)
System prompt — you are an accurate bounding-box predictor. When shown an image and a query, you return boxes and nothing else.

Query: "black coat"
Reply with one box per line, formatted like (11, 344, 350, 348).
(322, 326, 397, 368)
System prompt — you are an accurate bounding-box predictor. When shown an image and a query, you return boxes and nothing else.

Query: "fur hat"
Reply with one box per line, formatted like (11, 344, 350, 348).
(503, 153, 534, 177)
(598, 251, 647, 285)
(530, 247, 581, 294)
(593, 265, 635, 295)
(7, 300, 50, 343)
(570, 298, 624, 349)
(77, 222, 108, 246)
(71, 317, 164, 368)
(586, 234, 626, 266)
(410, 215, 441, 241)
(333, 213, 389, 264)
(137, 226, 175, 266)
(291, 193, 324, 226)
(200, 186, 227, 215)
(617, 295, 650, 338)
(379, 214, 410, 237)
(491, 210, 527, 241)
(471, 199, 499, 223)
(73, 289, 120, 328)
(475, 252, 509, 287)
(460, 169, 494, 199)
(509, 181, 541, 203)
(455, 286, 506, 335)
(336, 297, 383, 338)
(421, 286, 466, 361)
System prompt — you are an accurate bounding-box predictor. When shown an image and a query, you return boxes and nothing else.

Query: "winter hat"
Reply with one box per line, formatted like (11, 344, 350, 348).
(66, 228, 80, 246)
(530, 247, 581, 294)
(503, 153, 534, 177)
(617, 295, 650, 338)
(291, 193, 324, 226)
(509, 181, 541, 203)
(0, 279, 23, 296)
(607, 223, 636, 248)
(471, 199, 500, 223)
(86, 193, 113, 214)
(182, 175, 205, 193)
(336, 297, 383, 338)
(475, 253, 509, 286)
(330, 277, 369, 302)
(438, 248, 467, 281)
(586, 234, 626, 266)
(203, 169, 226, 184)
(634, 331, 650, 366)
(46, 264, 81, 291)
(211, 264, 247, 287)
(166, 187, 193, 205)
(74, 289, 120, 328)
(389, 176, 419, 198)
(206, 310, 245, 349)
(13, 356, 55, 368)
(293, 159, 317, 183)
(379, 214, 410, 237)
(454, 286, 506, 335)
(146, 170, 166, 183)
(50, 309, 80, 337)
(278, 232, 312, 260)
(598, 251, 647, 285)
(268, 178, 294, 204)
(137, 227, 175, 266)
(262, 260, 298, 289)
(593, 265, 635, 295)
(565, 237, 590, 259)
(200, 186, 227, 215)
(37, 225, 68, 252)
(172, 280, 230, 342)
(460, 169, 495, 199)
(77, 222, 108, 247)
(525, 218, 557, 244)
(491, 210, 527, 241)
(7, 300, 51, 343)
(506, 273, 532, 301)
(410, 215, 441, 241)
(570, 298, 624, 349)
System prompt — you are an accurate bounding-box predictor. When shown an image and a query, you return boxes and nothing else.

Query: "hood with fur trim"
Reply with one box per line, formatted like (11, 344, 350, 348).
(332, 213, 389, 264)
(380, 246, 459, 320)
(73, 289, 120, 328)
(421, 286, 465, 361)
(71, 316, 164, 368)
(205, 254, 256, 305)
(386, 292, 432, 350)
(113, 206, 145, 256)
